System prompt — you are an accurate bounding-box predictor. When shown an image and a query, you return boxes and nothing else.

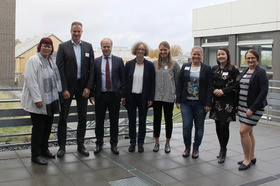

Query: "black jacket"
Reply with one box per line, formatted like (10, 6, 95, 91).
(124, 58, 155, 108)
(238, 65, 268, 113)
(176, 62, 213, 107)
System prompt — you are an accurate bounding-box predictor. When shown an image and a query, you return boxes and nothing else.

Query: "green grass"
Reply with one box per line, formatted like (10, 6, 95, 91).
(0, 126, 32, 143)
(0, 92, 21, 109)
(147, 106, 182, 124)
(0, 92, 30, 143)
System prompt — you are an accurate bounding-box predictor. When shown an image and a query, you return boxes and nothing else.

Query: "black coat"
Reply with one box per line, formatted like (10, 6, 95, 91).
(210, 65, 240, 122)
(238, 65, 268, 113)
(176, 62, 213, 107)
(124, 58, 155, 108)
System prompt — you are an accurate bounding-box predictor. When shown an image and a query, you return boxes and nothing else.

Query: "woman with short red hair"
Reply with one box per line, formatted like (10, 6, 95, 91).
(21, 37, 62, 165)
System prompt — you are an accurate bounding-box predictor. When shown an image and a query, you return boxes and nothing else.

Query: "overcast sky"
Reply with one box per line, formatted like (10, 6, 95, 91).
(16, 0, 234, 53)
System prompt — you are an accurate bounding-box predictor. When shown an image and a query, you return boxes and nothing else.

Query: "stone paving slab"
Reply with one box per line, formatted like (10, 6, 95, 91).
(0, 120, 279, 186)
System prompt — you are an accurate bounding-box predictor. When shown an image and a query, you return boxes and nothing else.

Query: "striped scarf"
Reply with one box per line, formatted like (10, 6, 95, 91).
(38, 53, 62, 116)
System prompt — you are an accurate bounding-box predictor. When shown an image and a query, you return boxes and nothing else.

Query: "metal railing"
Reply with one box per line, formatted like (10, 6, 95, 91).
(0, 88, 153, 148)
(1, 79, 280, 148)
(265, 80, 280, 120)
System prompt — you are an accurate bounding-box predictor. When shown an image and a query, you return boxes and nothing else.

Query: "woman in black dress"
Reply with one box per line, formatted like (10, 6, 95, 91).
(210, 47, 240, 163)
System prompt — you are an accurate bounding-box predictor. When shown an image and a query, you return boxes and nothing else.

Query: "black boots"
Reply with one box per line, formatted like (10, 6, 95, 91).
(218, 148, 227, 163)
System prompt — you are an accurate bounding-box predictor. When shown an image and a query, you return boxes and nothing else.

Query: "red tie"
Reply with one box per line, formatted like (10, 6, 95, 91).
(106, 56, 111, 90)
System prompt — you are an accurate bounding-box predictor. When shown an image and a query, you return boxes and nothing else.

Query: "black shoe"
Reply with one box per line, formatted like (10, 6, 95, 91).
(57, 147, 65, 158)
(78, 144, 89, 156)
(94, 145, 103, 154)
(165, 144, 171, 153)
(192, 148, 199, 159)
(153, 144, 160, 152)
(238, 162, 252, 170)
(128, 145, 135, 152)
(218, 148, 227, 164)
(237, 158, 257, 165)
(32, 156, 48, 165)
(111, 146, 119, 154)
(138, 145, 144, 153)
(42, 149, 56, 159)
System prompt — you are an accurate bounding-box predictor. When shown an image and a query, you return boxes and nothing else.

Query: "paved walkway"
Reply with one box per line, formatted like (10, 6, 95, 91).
(0, 119, 280, 186)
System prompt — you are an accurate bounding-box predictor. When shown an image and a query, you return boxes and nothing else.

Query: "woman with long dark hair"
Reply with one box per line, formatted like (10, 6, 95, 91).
(210, 47, 240, 163)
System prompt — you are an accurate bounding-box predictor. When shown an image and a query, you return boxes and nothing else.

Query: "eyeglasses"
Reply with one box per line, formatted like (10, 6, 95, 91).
(137, 48, 145, 51)
(42, 45, 52, 49)
(246, 57, 256, 60)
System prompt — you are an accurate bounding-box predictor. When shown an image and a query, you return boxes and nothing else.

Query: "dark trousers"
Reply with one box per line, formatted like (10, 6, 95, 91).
(30, 113, 53, 158)
(95, 92, 120, 147)
(215, 120, 230, 149)
(153, 101, 174, 138)
(128, 93, 148, 146)
(58, 80, 88, 147)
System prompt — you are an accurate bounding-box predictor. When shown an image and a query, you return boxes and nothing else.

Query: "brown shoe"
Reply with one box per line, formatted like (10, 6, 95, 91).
(182, 147, 190, 157)
(192, 148, 199, 158)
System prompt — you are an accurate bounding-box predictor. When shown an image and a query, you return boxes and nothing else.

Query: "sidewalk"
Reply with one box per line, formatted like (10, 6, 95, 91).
(0, 120, 280, 186)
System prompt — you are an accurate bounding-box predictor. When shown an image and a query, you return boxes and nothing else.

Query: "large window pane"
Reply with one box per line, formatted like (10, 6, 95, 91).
(238, 32, 272, 41)
(203, 36, 229, 43)
(239, 45, 272, 69)
(203, 47, 219, 66)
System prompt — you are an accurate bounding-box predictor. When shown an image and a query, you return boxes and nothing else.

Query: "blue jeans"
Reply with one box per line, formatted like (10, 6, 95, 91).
(128, 94, 148, 146)
(181, 100, 206, 149)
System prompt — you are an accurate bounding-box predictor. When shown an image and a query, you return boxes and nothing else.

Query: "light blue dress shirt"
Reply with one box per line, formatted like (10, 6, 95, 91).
(101, 54, 112, 92)
(71, 39, 82, 79)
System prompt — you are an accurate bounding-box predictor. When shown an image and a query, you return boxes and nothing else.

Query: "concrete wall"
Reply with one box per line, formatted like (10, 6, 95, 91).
(0, 0, 15, 87)
(193, 0, 280, 37)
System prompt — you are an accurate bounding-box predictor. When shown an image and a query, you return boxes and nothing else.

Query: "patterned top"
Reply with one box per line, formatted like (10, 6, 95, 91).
(186, 66, 201, 100)
(238, 72, 264, 126)
(153, 60, 180, 103)
(210, 65, 240, 122)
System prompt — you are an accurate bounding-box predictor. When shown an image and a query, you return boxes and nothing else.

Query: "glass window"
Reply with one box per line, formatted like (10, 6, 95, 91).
(203, 36, 229, 43)
(239, 45, 272, 69)
(203, 47, 219, 67)
(238, 32, 272, 41)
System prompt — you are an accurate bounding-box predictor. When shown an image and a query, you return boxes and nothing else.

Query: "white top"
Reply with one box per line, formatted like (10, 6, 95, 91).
(132, 64, 144, 94)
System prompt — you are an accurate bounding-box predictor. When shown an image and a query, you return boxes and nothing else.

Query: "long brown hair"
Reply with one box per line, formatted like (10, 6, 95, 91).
(157, 41, 173, 70)
(217, 47, 232, 71)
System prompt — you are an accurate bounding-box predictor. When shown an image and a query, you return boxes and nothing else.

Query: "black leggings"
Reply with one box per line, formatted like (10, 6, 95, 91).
(153, 101, 174, 139)
(215, 120, 230, 149)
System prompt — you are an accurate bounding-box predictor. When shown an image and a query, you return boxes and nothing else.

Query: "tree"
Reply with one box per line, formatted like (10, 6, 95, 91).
(149, 49, 159, 58)
(171, 45, 183, 57)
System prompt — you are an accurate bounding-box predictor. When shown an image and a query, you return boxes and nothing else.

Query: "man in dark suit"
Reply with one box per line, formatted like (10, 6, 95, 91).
(90, 38, 125, 154)
(56, 22, 94, 157)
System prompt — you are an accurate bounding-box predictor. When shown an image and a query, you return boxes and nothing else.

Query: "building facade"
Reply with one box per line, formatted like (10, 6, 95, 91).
(15, 34, 62, 87)
(192, 0, 280, 80)
(0, 0, 16, 87)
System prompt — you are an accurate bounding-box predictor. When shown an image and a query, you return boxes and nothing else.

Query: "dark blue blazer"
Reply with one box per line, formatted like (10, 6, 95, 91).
(92, 55, 125, 101)
(238, 65, 268, 112)
(125, 58, 155, 108)
(56, 40, 95, 94)
(176, 62, 213, 107)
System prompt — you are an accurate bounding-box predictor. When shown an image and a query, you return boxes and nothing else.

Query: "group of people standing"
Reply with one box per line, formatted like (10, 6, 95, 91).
(21, 21, 268, 171)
